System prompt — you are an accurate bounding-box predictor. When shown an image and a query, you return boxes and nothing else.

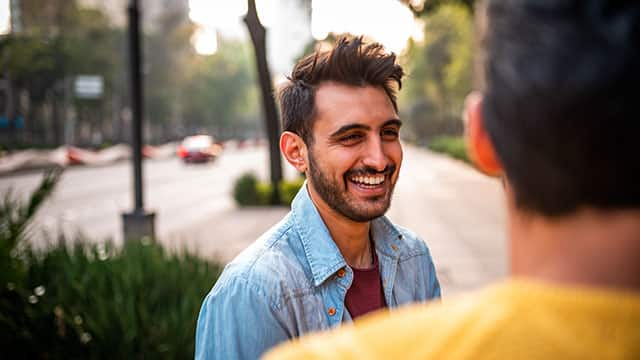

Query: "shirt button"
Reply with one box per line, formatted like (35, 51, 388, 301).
(337, 268, 346, 278)
(327, 307, 336, 316)
(391, 244, 399, 251)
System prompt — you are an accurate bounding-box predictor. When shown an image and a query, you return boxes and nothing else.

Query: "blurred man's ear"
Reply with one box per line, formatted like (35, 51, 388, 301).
(280, 131, 308, 173)
(464, 92, 503, 177)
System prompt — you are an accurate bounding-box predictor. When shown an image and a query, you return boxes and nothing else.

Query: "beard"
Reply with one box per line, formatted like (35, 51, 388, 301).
(307, 149, 397, 222)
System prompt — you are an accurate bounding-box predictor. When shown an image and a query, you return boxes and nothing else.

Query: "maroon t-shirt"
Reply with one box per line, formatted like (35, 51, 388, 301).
(344, 249, 387, 319)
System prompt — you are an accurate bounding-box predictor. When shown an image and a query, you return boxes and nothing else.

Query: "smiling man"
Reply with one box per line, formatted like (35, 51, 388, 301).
(194, 37, 440, 360)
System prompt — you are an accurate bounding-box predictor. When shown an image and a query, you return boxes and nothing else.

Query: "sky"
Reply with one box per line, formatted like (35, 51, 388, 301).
(0, 0, 9, 35)
(188, 0, 422, 77)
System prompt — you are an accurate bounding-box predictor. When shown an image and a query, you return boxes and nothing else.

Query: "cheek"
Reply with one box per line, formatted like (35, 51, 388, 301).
(386, 142, 403, 166)
(325, 148, 361, 173)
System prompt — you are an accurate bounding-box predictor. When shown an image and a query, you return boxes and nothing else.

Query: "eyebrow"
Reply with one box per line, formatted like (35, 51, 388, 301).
(329, 119, 402, 139)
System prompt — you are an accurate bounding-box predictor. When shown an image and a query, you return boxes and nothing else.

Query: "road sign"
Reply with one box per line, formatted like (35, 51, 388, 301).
(74, 75, 104, 99)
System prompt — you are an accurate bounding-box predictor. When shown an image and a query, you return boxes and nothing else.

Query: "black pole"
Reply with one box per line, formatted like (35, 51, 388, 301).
(122, 0, 154, 242)
(128, 0, 144, 213)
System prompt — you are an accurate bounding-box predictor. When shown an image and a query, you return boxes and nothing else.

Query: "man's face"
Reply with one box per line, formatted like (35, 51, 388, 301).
(305, 82, 403, 222)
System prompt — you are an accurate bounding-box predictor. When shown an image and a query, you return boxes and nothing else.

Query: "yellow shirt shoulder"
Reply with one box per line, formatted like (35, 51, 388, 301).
(264, 279, 640, 360)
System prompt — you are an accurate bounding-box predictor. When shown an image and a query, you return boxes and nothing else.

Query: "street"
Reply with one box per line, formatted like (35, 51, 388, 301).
(0, 144, 506, 295)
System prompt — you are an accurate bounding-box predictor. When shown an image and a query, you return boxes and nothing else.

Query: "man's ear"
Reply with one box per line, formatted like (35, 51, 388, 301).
(280, 131, 308, 173)
(464, 92, 502, 176)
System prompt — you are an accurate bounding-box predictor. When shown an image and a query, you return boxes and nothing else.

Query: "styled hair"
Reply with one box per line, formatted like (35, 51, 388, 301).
(278, 36, 404, 144)
(482, 0, 640, 216)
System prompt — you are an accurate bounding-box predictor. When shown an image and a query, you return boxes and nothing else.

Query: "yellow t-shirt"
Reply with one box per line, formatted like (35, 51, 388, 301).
(264, 279, 640, 360)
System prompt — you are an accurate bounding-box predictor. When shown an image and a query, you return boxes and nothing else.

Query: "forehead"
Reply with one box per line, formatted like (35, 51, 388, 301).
(313, 82, 398, 134)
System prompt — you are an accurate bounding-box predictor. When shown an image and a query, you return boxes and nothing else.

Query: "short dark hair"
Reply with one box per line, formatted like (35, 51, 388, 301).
(278, 36, 404, 144)
(482, 0, 640, 216)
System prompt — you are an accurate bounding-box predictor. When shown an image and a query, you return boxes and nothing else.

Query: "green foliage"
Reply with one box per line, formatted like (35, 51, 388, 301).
(400, 4, 473, 142)
(0, 167, 62, 287)
(0, 170, 224, 358)
(181, 40, 259, 135)
(1, 240, 222, 358)
(233, 172, 305, 207)
(427, 135, 470, 163)
(279, 177, 306, 206)
(233, 172, 261, 206)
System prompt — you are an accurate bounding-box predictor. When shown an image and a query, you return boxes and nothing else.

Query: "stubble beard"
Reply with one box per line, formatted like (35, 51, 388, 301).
(307, 149, 396, 223)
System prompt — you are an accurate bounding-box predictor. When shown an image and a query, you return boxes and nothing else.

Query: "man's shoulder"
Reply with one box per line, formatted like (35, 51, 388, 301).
(210, 215, 311, 303)
(264, 283, 520, 359)
(267, 280, 640, 359)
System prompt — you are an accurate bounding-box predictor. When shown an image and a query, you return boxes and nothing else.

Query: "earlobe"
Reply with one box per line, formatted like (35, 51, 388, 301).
(280, 131, 308, 172)
(464, 92, 503, 177)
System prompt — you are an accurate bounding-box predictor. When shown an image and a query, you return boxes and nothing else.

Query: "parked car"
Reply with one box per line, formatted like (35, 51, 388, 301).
(177, 135, 222, 163)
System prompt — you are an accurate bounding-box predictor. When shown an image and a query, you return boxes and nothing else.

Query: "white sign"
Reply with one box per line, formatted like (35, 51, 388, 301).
(75, 75, 104, 99)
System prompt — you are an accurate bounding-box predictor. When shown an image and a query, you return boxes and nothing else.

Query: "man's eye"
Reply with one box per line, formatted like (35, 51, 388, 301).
(340, 134, 364, 143)
(382, 129, 399, 140)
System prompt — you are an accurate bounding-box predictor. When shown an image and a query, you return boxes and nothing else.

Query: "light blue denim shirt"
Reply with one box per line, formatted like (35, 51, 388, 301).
(195, 184, 440, 360)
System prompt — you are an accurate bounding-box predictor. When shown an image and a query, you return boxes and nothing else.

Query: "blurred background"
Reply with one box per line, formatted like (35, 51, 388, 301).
(0, 0, 505, 357)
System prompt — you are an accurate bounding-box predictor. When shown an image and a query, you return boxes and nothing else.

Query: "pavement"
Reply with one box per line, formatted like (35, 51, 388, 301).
(174, 145, 507, 297)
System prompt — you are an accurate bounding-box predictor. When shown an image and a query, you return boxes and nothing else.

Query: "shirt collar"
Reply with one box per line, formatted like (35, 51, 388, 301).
(291, 182, 347, 287)
(291, 182, 407, 286)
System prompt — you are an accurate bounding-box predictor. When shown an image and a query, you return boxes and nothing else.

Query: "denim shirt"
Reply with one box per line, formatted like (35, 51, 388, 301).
(195, 184, 440, 360)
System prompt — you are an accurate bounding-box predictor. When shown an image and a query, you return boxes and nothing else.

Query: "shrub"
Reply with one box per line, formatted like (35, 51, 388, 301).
(1, 240, 222, 359)
(233, 172, 305, 207)
(279, 177, 305, 205)
(233, 172, 260, 205)
(427, 135, 470, 164)
(0, 170, 224, 358)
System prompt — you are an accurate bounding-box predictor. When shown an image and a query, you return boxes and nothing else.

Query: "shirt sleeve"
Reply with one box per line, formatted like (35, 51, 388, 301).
(195, 276, 291, 360)
(418, 236, 442, 300)
(427, 254, 442, 299)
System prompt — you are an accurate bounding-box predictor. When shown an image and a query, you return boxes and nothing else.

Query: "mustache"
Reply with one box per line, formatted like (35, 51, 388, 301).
(345, 164, 396, 178)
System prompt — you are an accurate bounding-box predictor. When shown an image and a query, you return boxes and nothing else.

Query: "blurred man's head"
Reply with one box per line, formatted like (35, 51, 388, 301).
(278, 37, 404, 222)
(467, 0, 640, 217)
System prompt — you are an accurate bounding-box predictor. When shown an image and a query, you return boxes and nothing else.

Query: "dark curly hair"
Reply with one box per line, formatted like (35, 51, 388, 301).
(277, 36, 404, 145)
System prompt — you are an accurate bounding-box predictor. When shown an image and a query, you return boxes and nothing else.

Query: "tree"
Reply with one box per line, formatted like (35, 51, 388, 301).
(399, 3, 473, 142)
(244, 0, 283, 205)
(181, 40, 257, 137)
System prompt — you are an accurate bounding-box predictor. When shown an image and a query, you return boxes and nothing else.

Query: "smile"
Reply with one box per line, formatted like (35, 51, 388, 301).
(349, 174, 385, 187)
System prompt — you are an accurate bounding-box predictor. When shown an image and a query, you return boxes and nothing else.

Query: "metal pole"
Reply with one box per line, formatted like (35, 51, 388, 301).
(122, 0, 155, 242)
(128, 0, 144, 213)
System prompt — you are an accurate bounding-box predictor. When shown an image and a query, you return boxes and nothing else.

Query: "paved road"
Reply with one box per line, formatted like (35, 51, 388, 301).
(0, 145, 298, 246)
(0, 144, 506, 295)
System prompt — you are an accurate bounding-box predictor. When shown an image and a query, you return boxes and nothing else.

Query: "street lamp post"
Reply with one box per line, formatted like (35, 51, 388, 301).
(122, 0, 155, 242)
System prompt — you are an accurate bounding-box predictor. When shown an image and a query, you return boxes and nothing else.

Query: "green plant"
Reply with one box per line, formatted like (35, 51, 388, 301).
(0, 167, 62, 287)
(428, 135, 470, 163)
(233, 172, 305, 207)
(0, 169, 225, 358)
(279, 177, 305, 205)
(233, 172, 261, 206)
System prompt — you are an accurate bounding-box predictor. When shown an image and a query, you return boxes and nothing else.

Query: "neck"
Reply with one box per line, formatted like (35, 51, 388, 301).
(307, 185, 373, 268)
(510, 207, 640, 292)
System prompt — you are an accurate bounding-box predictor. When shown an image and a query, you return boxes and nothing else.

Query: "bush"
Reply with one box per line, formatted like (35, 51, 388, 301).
(233, 172, 305, 207)
(0, 170, 224, 358)
(1, 240, 222, 359)
(232, 173, 260, 205)
(279, 177, 305, 205)
(427, 135, 470, 164)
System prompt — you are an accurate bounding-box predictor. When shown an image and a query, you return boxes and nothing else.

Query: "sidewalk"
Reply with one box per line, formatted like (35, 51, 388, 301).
(173, 145, 507, 297)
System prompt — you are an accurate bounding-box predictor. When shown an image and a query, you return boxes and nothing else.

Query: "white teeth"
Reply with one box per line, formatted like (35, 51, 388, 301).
(351, 175, 385, 185)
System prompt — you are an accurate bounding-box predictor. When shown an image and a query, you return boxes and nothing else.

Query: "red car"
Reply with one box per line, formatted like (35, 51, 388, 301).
(177, 135, 222, 163)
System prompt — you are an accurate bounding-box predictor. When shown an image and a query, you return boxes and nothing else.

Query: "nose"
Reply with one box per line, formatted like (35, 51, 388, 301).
(362, 137, 387, 172)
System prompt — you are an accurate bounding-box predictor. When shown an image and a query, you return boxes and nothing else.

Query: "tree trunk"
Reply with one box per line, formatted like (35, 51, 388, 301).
(244, 0, 283, 205)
